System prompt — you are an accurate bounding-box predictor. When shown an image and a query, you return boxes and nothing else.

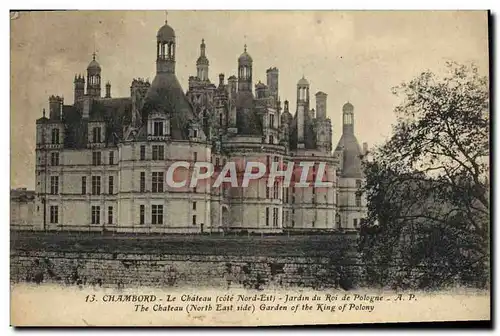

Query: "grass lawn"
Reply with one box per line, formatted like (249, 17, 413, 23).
(10, 231, 359, 258)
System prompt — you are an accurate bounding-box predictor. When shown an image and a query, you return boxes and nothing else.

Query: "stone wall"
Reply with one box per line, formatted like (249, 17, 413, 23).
(10, 250, 362, 290)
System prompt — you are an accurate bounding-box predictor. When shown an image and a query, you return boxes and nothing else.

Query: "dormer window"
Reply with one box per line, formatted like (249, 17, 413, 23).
(153, 121, 164, 136)
(92, 127, 101, 143)
(51, 128, 59, 144)
(147, 114, 169, 140)
(190, 124, 200, 139)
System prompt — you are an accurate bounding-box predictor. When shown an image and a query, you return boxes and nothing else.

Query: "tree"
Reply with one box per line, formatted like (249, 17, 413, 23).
(360, 62, 489, 289)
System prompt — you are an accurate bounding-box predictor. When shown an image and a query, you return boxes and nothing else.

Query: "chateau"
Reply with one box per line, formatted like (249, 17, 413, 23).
(30, 18, 367, 233)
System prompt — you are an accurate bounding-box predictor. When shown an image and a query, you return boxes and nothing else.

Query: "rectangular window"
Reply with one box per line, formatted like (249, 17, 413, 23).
(140, 172, 146, 192)
(152, 145, 164, 160)
(153, 121, 164, 136)
(50, 152, 59, 166)
(265, 207, 270, 226)
(50, 176, 59, 195)
(266, 155, 270, 169)
(152, 205, 163, 225)
(49, 205, 58, 224)
(91, 206, 100, 224)
(193, 152, 197, 162)
(81, 176, 87, 195)
(108, 206, 113, 224)
(152, 172, 164, 193)
(355, 193, 362, 207)
(51, 128, 59, 144)
(273, 181, 279, 199)
(269, 114, 275, 128)
(93, 127, 101, 143)
(353, 218, 358, 228)
(192, 215, 196, 226)
(356, 179, 362, 189)
(108, 176, 114, 195)
(266, 186, 270, 199)
(139, 205, 145, 225)
(193, 202, 197, 210)
(91, 176, 101, 195)
(140, 145, 146, 161)
(269, 135, 274, 144)
(109, 151, 114, 165)
(215, 157, 220, 167)
(92, 151, 101, 166)
(273, 208, 278, 227)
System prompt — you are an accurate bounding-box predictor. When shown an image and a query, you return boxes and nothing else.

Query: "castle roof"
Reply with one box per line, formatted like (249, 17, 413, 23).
(235, 91, 262, 136)
(297, 76, 309, 86)
(157, 21, 175, 42)
(87, 53, 101, 71)
(238, 45, 253, 64)
(143, 72, 199, 140)
(335, 132, 363, 178)
(343, 102, 354, 113)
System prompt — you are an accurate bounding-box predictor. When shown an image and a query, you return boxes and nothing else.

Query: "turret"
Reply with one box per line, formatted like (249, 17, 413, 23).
(342, 102, 354, 134)
(86, 53, 102, 98)
(237, 45, 253, 92)
(156, 15, 176, 74)
(196, 39, 209, 81)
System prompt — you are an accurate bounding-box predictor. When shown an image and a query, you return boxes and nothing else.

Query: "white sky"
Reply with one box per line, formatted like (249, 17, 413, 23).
(10, 10, 489, 189)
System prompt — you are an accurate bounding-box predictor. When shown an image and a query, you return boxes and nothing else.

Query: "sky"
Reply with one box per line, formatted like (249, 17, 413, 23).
(10, 10, 489, 189)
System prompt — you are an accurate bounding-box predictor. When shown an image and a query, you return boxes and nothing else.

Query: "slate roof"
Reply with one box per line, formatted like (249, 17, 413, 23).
(235, 91, 262, 136)
(335, 132, 363, 178)
(11, 189, 35, 202)
(37, 97, 131, 149)
(157, 22, 175, 41)
(142, 72, 199, 140)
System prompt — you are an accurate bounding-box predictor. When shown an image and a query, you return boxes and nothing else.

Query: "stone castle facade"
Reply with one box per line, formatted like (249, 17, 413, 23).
(31, 19, 367, 233)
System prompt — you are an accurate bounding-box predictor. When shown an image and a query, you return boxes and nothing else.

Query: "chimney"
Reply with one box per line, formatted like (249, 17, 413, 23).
(315, 91, 327, 119)
(227, 75, 237, 96)
(49, 95, 63, 120)
(82, 96, 91, 119)
(105, 82, 111, 98)
(218, 73, 225, 88)
(266, 67, 279, 101)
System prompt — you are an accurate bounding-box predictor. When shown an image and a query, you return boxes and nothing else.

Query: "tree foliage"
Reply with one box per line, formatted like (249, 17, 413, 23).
(359, 62, 490, 289)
